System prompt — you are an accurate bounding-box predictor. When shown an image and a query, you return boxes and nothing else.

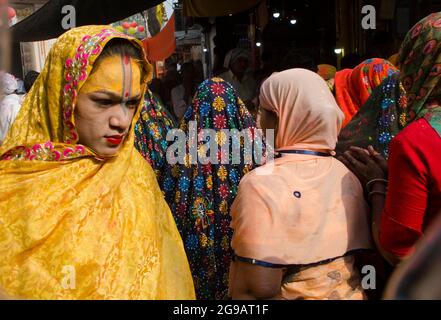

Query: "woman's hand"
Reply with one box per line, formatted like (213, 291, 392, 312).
(367, 145, 388, 176)
(338, 146, 386, 188)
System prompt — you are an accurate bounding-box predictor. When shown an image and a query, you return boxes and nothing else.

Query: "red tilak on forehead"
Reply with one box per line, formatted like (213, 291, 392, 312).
(121, 53, 132, 101)
(124, 54, 130, 65)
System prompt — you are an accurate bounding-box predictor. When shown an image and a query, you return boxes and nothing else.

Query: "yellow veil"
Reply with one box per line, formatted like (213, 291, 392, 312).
(0, 26, 195, 299)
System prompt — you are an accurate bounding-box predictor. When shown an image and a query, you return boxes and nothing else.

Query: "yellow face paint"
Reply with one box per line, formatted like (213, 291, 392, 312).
(80, 55, 142, 100)
(74, 54, 143, 158)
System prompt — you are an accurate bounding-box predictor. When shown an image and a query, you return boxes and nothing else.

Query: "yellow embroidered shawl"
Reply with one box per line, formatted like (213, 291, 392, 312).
(0, 26, 195, 300)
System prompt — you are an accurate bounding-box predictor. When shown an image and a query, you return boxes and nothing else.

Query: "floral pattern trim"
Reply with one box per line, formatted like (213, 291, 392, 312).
(1, 142, 87, 161)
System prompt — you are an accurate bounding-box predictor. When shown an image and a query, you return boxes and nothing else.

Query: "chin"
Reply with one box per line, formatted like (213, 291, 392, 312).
(93, 146, 121, 158)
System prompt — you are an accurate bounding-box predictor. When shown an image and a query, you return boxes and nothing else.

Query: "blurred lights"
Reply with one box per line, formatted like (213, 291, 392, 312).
(290, 19, 297, 25)
(256, 42, 262, 47)
(273, 12, 281, 19)
(334, 48, 343, 54)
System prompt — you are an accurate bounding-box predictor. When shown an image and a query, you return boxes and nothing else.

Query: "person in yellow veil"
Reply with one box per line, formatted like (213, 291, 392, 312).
(0, 25, 195, 300)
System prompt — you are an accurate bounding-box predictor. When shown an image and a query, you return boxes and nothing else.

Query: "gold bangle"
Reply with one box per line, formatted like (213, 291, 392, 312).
(366, 179, 388, 193)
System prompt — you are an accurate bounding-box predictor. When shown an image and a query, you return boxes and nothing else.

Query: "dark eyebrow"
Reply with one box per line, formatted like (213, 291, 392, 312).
(89, 90, 142, 101)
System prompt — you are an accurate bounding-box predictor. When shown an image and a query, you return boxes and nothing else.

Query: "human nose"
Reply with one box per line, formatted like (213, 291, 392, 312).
(109, 104, 132, 132)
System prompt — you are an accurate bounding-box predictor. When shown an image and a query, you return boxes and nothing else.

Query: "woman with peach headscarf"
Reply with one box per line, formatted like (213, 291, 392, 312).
(228, 69, 373, 300)
(0, 26, 194, 300)
(329, 58, 399, 127)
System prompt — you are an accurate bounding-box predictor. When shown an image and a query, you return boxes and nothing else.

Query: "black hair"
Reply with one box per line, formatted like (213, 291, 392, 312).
(94, 38, 144, 70)
(24, 70, 40, 92)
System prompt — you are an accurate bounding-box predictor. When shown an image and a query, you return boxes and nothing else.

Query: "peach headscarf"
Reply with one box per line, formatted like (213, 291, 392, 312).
(230, 69, 372, 265)
(260, 69, 344, 154)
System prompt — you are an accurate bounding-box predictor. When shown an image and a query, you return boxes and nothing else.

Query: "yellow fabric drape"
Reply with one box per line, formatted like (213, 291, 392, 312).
(183, 0, 262, 17)
(0, 26, 195, 300)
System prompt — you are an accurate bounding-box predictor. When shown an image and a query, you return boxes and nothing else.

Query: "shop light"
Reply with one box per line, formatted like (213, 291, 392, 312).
(334, 48, 343, 54)
(273, 12, 281, 19)
(203, 48, 208, 52)
(290, 19, 297, 25)
(256, 42, 262, 47)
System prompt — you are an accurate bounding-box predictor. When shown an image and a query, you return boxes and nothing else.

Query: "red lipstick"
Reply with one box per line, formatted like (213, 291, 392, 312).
(105, 135, 124, 145)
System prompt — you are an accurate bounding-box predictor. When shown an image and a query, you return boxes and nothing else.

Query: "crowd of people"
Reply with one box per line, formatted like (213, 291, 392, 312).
(0, 70, 39, 144)
(0, 11, 440, 300)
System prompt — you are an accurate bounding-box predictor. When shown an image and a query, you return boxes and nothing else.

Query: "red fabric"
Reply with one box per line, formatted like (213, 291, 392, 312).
(142, 14, 176, 62)
(335, 58, 398, 128)
(380, 118, 441, 257)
